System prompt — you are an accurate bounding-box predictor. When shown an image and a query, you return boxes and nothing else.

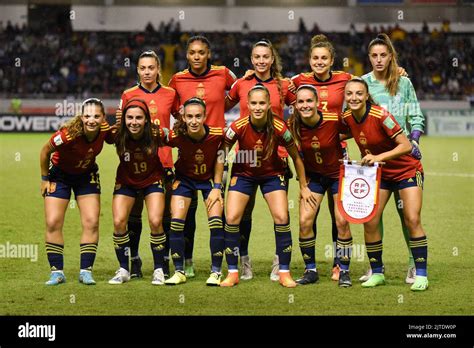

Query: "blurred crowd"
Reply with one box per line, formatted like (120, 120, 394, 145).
(0, 19, 472, 100)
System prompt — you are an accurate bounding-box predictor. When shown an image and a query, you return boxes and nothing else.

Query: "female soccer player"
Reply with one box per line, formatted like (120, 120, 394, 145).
(342, 78, 428, 291)
(163, 97, 225, 286)
(116, 50, 179, 279)
(210, 85, 318, 288)
(169, 35, 237, 278)
(109, 98, 167, 285)
(40, 98, 115, 285)
(288, 85, 353, 287)
(291, 34, 353, 281)
(225, 38, 295, 281)
(360, 33, 425, 284)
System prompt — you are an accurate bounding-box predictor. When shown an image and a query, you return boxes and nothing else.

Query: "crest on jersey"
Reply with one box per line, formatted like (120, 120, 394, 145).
(196, 83, 205, 99)
(319, 89, 329, 99)
(311, 136, 320, 151)
(337, 161, 381, 224)
(254, 139, 263, 153)
(359, 132, 367, 145)
(195, 149, 204, 164)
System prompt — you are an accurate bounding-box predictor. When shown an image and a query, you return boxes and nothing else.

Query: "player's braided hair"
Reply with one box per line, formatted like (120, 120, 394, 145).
(288, 85, 319, 148)
(61, 98, 105, 138)
(248, 84, 277, 162)
(368, 33, 400, 96)
(115, 98, 160, 157)
(173, 97, 207, 137)
(138, 50, 162, 84)
(252, 39, 285, 111)
(186, 35, 211, 51)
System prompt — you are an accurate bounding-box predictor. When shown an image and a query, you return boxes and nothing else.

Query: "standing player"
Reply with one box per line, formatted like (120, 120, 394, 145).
(342, 78, 428, 291)
(359, 33, 425, 284)
(40, 98, 115, 285)
(117, 50, 179, 279)
(225, 38, 296, 281)
(109, 99, 167, 285)
(291, 35, 353, 281)
(210, 85, 318, 288)
(169, 35, 237, 277)
(163, 97, 225, 286)
(288, 85, 353, 287)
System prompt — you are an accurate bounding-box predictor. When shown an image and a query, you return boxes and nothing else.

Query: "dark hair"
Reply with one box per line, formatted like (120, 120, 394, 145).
(82, 98, 105, 115)
(137, 50, 161, 84)
(288, 85, 319, 148)
(344, 78, 377, 106)
(186, 35, 211, 50)
(368, 33, 400, 96)
(251, 39, 284, 111)
(309, 34, 336, 60)
(115, 98, 160, 157)
(248, 85, 277, 161)
(173, 97, 207, 136)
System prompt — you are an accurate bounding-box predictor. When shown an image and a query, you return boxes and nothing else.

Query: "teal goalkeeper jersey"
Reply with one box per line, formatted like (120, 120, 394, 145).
(361, 72, 425, 135)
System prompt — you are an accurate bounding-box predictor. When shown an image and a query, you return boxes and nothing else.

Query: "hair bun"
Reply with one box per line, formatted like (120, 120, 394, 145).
(311, 34, 328, 46)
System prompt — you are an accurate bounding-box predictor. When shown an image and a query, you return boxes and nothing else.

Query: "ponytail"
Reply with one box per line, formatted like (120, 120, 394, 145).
(368, 33, 400, 96)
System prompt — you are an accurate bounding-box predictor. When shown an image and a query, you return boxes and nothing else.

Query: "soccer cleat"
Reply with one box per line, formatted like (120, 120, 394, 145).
(279, 272, 297, 288)
(220, 272, 239, 287)
(338, 270, 352, 288)
(361, 273, 385, 288)
(331, 265, 340, 281)
(45, 271, 66, 286)
(240, 255, 253, 280)
(405, 266, 416, 284)
(165, 271, 186, 285)
(295, 270, 319, 285)
(108, 268, 130, 285)
(206, 272, 222, 286)
(163, 258, 170, 279)
(151, 268, 165, 285)
(270, 254, 280, 281)
(79, 270, 96, 285)
(130, 257, 143, 279)
(184, 260, 195, 278)
(410, 276, 429, 291)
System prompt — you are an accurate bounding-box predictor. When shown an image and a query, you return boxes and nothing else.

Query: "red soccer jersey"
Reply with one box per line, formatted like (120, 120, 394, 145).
(49, 122, 115, 175)
(298, 111, 347, 179)
(291, 71, 353, 114)
(227, 76, 296, 118)
(119, 83, 179, 168)
(115, 127, 165, 189)
(165, 126, 224, 181)
(169, 65, 236, 127)
(225, 116, 295, 177)
(342, 104, 423, 182)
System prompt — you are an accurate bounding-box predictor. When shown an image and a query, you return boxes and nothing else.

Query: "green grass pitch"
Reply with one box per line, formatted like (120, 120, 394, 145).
(0, 133, 473, 315)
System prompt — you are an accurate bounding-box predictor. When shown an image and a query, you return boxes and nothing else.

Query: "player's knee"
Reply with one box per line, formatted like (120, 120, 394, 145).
(82, 216, 99, 232)
(148, 216, 163, 231)
(225, 213, 240, 225)
(45, 216, 63, 234)
(335, 216, 349, 234)
(273, 213, 288, 225)
(404, 214, 421, 232)
(113, 216, 128, 232)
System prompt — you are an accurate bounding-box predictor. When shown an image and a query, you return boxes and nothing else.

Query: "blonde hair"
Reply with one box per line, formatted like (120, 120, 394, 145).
(368, 33, 400, 96)
(60, 98, 105, 138)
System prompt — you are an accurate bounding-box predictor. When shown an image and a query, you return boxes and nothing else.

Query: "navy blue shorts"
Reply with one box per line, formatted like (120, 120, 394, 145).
(307, 172, 339, 195)
(46, 165, 101, 200)
(381, 171, 424, 191)
(113, 180, 164, 198)
(228, 175, 287, 196)
(172, 176, 214, 200)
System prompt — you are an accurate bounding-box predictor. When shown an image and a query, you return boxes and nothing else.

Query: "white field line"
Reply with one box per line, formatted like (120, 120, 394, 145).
(425, 172, 474, 178)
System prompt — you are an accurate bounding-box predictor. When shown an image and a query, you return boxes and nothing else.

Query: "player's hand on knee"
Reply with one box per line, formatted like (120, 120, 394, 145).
(300, 186, 318, 210)
(206, 189, 223, 212)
